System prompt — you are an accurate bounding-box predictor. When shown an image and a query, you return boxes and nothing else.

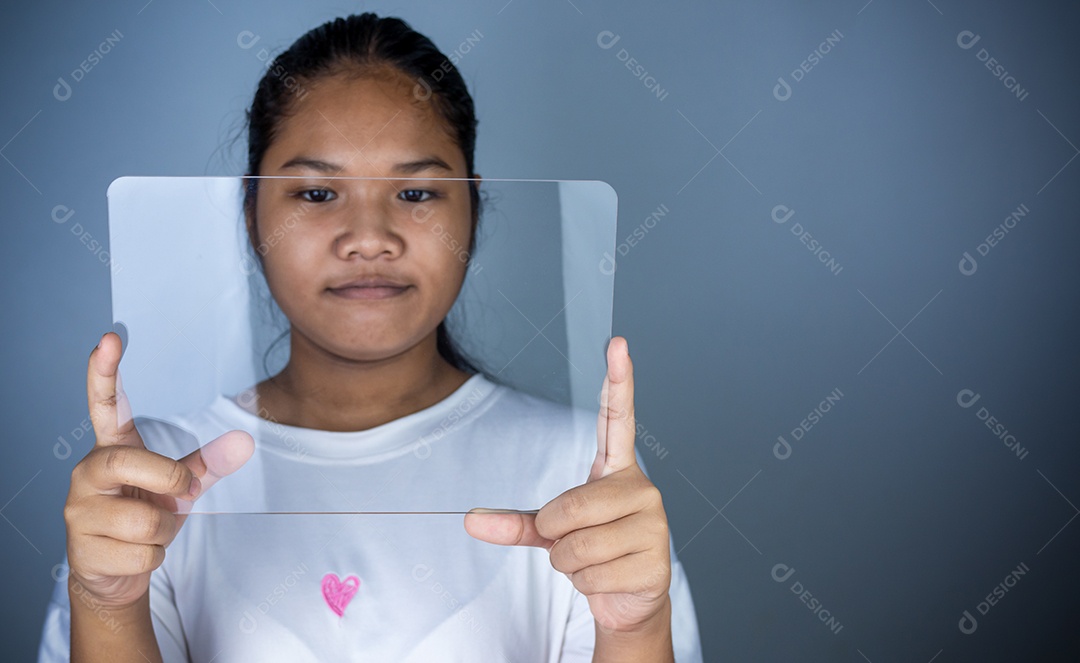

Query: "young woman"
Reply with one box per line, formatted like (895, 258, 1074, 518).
(40, 13, 702, 662)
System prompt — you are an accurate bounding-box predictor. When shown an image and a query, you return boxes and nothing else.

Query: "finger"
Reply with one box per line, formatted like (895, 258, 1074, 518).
(79, 446, 199, 500)
(548, 513, 655, 575)
(591, 374, 609, 481)
(463, 509, 555, 549)
(72, 495, 181, 546)
(71, 536, 166, 578)
(593, 336, 636, 480)
(568, 551, 669, 596)
(172, 429, 256, 514)
(87, 331, 140, 449)
(534, 472, 654, 542)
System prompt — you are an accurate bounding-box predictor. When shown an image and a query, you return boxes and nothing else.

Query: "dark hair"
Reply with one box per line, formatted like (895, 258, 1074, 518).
(239, 12, 491, 381)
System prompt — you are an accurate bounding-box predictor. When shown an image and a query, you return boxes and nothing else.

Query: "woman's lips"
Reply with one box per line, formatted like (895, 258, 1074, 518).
(327, 285, 411, 300)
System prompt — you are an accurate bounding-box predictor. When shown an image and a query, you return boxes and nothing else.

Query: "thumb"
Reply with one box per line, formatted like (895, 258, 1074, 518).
(463, 509, 554, 549)
(593, 336, 637, 481)
(173, 429, 255, 515)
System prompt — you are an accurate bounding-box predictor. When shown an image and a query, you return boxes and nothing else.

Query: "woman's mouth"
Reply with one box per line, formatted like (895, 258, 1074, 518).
(327, 285, 411, 300)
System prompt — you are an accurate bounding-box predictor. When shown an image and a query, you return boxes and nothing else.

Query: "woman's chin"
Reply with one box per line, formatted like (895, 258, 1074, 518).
(320, 337, 417, 364)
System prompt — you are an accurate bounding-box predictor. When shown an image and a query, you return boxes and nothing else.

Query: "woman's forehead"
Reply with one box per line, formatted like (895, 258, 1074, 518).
(263, 73, 461, 175)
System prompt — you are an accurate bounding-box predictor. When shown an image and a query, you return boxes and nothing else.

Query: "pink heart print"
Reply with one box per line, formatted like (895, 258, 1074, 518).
(322, 573, 361, 617)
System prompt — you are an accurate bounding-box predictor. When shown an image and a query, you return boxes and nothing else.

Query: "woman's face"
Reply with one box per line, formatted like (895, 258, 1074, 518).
(249, 68, 475, 363)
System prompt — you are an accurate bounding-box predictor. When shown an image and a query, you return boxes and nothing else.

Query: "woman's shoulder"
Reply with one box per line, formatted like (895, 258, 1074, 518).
(472, 377, 599, 462)
(443, 376, 600, 501)
(482, 376, 594, 428)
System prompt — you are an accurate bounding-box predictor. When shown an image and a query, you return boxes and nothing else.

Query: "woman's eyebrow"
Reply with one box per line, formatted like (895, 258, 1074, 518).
(278, 157, 342, 173)
(392, 157, 453, 175)
(277, 156, 453, 175)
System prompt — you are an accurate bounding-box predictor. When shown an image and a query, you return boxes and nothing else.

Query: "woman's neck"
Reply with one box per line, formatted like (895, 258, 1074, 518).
(239, 331, 473, 432)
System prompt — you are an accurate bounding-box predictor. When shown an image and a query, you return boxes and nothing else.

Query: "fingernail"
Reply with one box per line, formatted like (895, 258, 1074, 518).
(188, 475, 202, 499)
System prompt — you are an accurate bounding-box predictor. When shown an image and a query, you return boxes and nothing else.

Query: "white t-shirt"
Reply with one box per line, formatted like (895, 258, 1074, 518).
(38, 373, 703, 662)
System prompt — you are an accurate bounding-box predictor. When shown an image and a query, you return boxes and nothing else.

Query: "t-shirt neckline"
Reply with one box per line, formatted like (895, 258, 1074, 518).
(210, 372, 500, 463)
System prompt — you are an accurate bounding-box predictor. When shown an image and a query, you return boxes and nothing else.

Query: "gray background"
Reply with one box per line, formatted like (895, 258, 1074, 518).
(2, 0, 1078, 660)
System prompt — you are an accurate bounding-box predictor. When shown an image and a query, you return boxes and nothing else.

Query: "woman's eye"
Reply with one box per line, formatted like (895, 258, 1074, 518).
(299, 188, 336, 203)
(399, 189, 435, 203)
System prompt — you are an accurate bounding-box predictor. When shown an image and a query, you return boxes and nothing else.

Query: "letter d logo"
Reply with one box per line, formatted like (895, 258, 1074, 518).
(959, 251, 978, 276)
(957, 31, 981, 50)
(54, 435, 72, 460)
(599, 251, 617, 275)
(773, 76, 792, 101)
(239, 610, 258, 634)
(54, 77, 72, 102)
(771, 563, 795, 583)
(236, 30, 260, 49)
(412, 564, 434, 582)
(771, 204, 795, 224)
(958, 609, 978, 634)
(52, 205, 74, 224)
(773, 435, 792, 460)
(956, 389, 980, 409)
(597, 30, 620, 50)
(413, 77, 433, 101)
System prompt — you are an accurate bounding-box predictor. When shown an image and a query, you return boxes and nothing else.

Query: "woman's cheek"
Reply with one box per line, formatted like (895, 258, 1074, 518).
(425, 244, 468, 303)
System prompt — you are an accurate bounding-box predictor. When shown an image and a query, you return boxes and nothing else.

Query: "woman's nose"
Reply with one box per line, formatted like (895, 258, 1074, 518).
(333, 200, 404, 260)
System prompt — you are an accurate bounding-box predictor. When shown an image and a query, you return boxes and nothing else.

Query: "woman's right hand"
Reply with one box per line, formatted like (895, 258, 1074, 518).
(64, 331, 255, 610)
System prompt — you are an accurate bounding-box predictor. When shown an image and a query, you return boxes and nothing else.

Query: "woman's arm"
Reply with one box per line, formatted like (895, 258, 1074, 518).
(64, 332, 252, 662)
(69, 586, 162, 663)
(466, 337, 689, 660)
(593, 594, 674, 663)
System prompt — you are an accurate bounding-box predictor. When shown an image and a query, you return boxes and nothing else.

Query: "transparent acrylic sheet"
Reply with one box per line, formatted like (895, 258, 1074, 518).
(106, 176, 617, 515)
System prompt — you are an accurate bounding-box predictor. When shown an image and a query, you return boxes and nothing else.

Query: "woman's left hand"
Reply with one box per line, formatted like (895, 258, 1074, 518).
(464, 336, 672, 634)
